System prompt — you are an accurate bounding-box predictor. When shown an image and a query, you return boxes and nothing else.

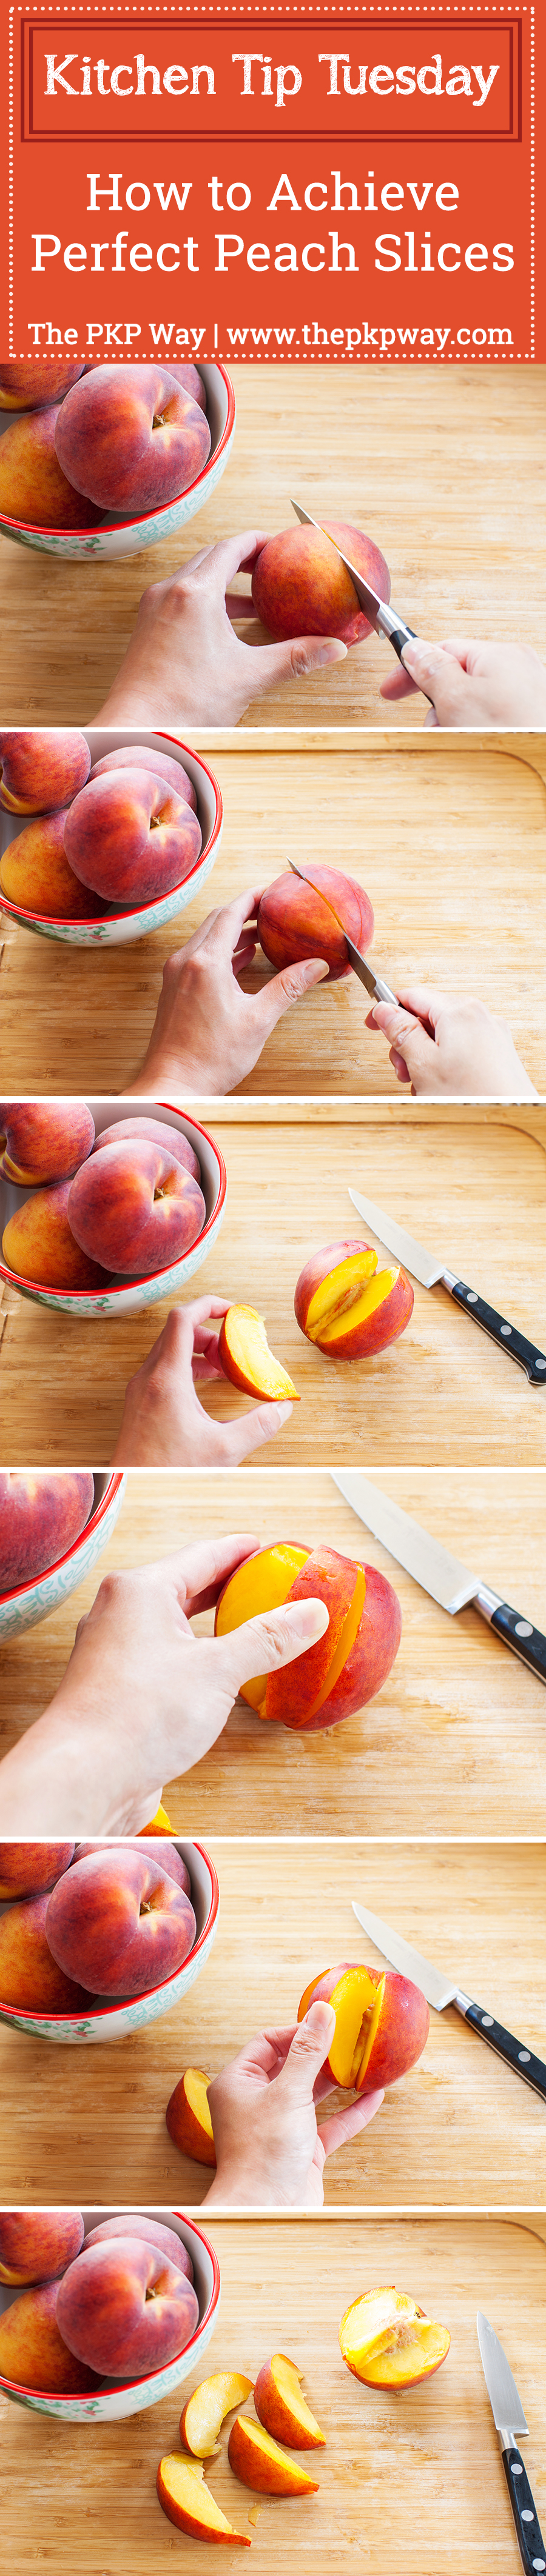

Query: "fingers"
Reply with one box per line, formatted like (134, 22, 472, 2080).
(258, 955, 330, 1031)
(215, 1590, 329, 1694)
(152, 1532, 261, 1616)
(399, 640, 473, 721)
(186, 530, 271, 593)
(218, 1397, 294, 1465)
(249, 635, 348, 699)
(277, 2003, 337, 2103)
(318, 2087, 385, 2159)
(367, 998, 437, 1084)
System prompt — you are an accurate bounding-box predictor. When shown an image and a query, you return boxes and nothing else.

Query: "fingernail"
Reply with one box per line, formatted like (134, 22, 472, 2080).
(271, 1400, 293, 1426)
(282, 1598, 330, 1641)
(305, 959, 329, 983)
(304, 2001, 335, 2035)
(316, 639, 347, 665)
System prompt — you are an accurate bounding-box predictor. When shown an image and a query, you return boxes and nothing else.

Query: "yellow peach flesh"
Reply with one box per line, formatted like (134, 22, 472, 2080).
(340, 2289, 450, 2384)
(215, 1544, 309, 1710)
(260, 2354, 325, 2444)
(223, 1307, 298, 1400)
(181, 2371, 254, 2457)
(158, 2454, 250, 2541)
(306, 1256, 400, 1347)
(328, 1966, 385, 2089)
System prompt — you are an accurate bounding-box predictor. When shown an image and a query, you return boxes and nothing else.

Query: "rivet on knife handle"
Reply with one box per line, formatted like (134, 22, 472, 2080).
(457, 1998, 546, 2105)
(500, 2444, 546, 2575)
(446, 1280, 546, 1384)
(488, 1601, 546, 1686)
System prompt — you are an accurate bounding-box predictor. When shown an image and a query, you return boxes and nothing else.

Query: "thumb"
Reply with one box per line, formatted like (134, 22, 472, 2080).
(213, 1592, 330, 1698)
(250, 635, 348, 700)
(401, 640, 472, 724)
(278, 2003, 337, 2101)
(258, 956, 330, 1033)
(370, 999, 437, 1086)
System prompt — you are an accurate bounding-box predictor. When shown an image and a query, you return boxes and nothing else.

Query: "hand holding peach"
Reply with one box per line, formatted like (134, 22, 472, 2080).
(215, 1541, 402, 1730)
(202, 2006, 384, 2209)
(257, 865, 374, 980)
(297, 1961, 429, 2092)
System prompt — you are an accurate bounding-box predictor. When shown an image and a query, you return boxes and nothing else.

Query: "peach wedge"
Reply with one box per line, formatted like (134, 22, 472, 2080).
(339, 2287, 450, 2389)
(228, 2415, 320, 2495)
(254, 2354, 325, 2449)
(157, 2454, 251, 2544)
(218, 1306, 299, 1403)
(180, 2371, 255, 2458)
(166, 2067, 217, 2167)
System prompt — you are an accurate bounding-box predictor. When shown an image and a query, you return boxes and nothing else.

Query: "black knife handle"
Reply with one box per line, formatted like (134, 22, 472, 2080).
(500, 2444, 546, 2574)
(463, 2001, 546, 2104)
(389, 620, 417, 662)
(449, 1281, 546, 1384)
(490, 1602, 546, 1686)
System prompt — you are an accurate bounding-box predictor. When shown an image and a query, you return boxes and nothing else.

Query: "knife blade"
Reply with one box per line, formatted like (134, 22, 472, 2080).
(290, 497, 420, 666)
(330, 1471, 546, 1685)
(477, 2312, 546, 2574)
(287, 857, 398, 1006)
(348, 1186, 546, 1386)
(351, 1900, 546, 2102)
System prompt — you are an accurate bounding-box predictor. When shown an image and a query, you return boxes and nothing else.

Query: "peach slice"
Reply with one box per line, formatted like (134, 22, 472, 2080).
(264, 1548, 367, 1729)
(228, 2415, 320, 2494)
(298, 1961, 429, 2092)
(166, 2067, 217, 2166)
(215, 1541, 401, 1729)
(180, 2371, 255, 2457)
(138, 1801, 174, 1835)
(339, 2287, 450, 2388)
(215, 1543, 309, 1711)
(295, 1240, 414, 1361)
(254, 2354, 325, 2449)
(218, 1307, 299, 1403)
(157, 2454, 251, 2544)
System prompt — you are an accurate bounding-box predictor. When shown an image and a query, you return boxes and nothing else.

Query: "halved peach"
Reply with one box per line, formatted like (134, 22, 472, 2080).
(218, 1306, 299, 1401)
(166, 2067, 217, 2167)
(254, 2354, 325, 2449)
(214, 1541, 401, 1729)
(339, 2286, 450, 2388)
(157, 2454, 251, 2543)
(228, 2415, 320, 2495)
(294, 1239, 414, 1360)
(180, 2371, 255, 2458)
(298, 1961, 429, 2092)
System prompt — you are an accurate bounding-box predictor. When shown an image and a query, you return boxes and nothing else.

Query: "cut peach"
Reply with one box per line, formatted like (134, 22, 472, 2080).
(265, 1550, 366, 1729)
(215, 1540, 401, 1729)
(215, 1543, 309, 1710)
(254, 2354, 325, 2449)
(298, 1961, 429, 2092)
(339, 2287, 450, 2388)
(138, 1801, 174, 1835)
(166, 2067, 217, 2167)
(180, 2371, 255, 2458)
(294, 1240, 414, 1361)
(228, 2414, 320, 2494)
(218, 1306, 299, 1402)
(157, 2454, 251, 2543)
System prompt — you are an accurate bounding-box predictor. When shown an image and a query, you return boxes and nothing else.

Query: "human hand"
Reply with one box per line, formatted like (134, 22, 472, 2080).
(380, 638, 546, 729)
(110, 1298, 294, 1466)
(93, 531, 347, 729)
(0, 1541, 331, 1835)
(128, 884, 329, 1095)
(366, 986, 538, 1098)
(203, 2006, 383, 2207)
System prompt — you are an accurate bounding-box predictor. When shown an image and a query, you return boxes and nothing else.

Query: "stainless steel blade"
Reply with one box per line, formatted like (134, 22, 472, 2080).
(287, 859, 397, 1005)
(477, 2313, 528, 2438)
(348, 1186, 446, 1287)
(289, 498, 385, 626)
(351, 1900, 457, 2009)
(331, 1471, 479, 1613)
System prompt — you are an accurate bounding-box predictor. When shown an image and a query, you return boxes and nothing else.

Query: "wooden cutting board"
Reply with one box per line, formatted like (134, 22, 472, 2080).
(2, 735, 545, 1097)
(1, 1106, 545, 1468)
(0, 364, 544, 731)
(0, 1842, 543, 2211)
(1, 2217, 545, 2574)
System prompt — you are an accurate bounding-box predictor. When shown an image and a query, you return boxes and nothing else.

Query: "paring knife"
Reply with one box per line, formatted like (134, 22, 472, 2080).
(477, 2312, 546, 2574)
(290, 498, 428, 681)
(351, 1899, 546, 2103)
(330, 1470, 546, 1684)
(348, 1186, 546, 1386)
(287, 856, 398, 1007)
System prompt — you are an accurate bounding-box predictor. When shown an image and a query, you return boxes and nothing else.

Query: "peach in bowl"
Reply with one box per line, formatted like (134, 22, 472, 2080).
(0, 727, 223, 944)
(0, 1838, 219, 2043)
(0, 359, 235, 559)
(0, 1099, 226, 1318)
(0, 1469, 126, 1644)
(0, 2205, 221, 2421)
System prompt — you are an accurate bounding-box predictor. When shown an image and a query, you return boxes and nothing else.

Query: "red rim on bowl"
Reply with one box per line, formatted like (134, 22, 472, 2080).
(0, 1110, 228, 1303)
(0, 742, 223, 932)
(0, 2214, 221, 2402)
(0, 1842, 220, 2029)
(0, 1472, 124, 1606)
(0, 365, 236, 540)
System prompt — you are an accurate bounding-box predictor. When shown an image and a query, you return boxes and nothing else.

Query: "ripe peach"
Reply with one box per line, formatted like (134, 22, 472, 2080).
(2, 1182, 109, 1291)
(160, 362, 207, 412)
(0, 2211, 84, 2286)
(0, 1470, 95, 1592)
(72, 1840, 192, 1895)
(0, 2282, 101, 2394)
(166, 2069, 217, 2167)
(0, 1102, 95, 1187)
(0, 813, 107, 921)
(298, 1961, 429, 2092)
(157, 2454, 251, 2544)
(228, 2415, 319, 2495)
(67, 1139, 205, 1277)
(45, 1847, 197, 1996)
(218, 1307, 299, 1402)
(0, 729, 90, 815)
(257, 866, 374, 981)
(0, 409, 104, 529)
(0, 1839, 75, 1900)
(90, 1118, 201, 1186)
(89, 742, 197, 809)
(294, 1239, 414, 1360)
(84, 2217, 194, 2281)
(339, 2287, 450, 2389)
(55, 364, 211, 512)
(0, 1894, 92, 2016)
(252, 519, 390, 646)
(254, 2354, 325, 2449)
(215, 1541, 402, 1729)
(180, 2371, 254, 2457)
(64, 767, 202, 906)
(56, 2235, 199, 2376)
(0, 361, 86, 411)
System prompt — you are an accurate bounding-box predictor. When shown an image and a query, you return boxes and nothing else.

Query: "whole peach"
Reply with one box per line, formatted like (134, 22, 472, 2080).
(90, 1118, 201, 1186)
(2, 1182, 109, 1291)
(0, 729, 90, 815)
(159, 362, 207, 411)
(0, 1894, 92, 2016)
(257, 866, 374, 981)
(64, 768, 202, 906)
(0, 2281, 101, 2393)
(0, 1101, 95, 1187)
(252, 519, 391, 646)
(0, 1839, 75, 1898)
(0, 1471, 95, 1593)
(72, 1838, 191, 1895)
(67, 1139, 205, 1277)
(0, 361, 86, 411)
(89, 744, 197, 810)
(0, 409, 105, 530)
(84, 2217, 194, 2280)
(46, 1847, 197, 1995)
(0, 813, 107, 921)
(0, 2211, 84, 2286)
(56, 2235, 199, 2375)
(55, 365, 211, 512)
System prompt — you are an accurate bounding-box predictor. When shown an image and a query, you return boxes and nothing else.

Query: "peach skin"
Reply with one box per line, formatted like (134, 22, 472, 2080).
(0, 2211, 84, 2287)
(166, 2067, 217, 2167)
(0, 2283, 101, 2394)
(0, 1103, 95, 1189)
(72, 1839, 192, 1895)
(90, 1118, 201, 1183)
(215, 1542, 401, 1727)
(0, 1469, 94, 1590)
(297, 1961, 430, 2092)
(218, 1307, 299, 1403)
(257, 865, 374, 981)
(84, 2217, 194, 2280)
(0, 1838, 75, 1900)
(67, 1138, 205, 1276)
(251, 519, 390, 645)
(56, 2236, 199, 2375)
(158, 361, 207, 411)
(55, 364, 211, 512)
(227, 2414, 320, 2495)
(45, 1847, 197, 1997)
(0, 813, 107, 921)
(0, 409, 104, 529)
(294, 1238, 414, 1359)
(64, 767, 202, 906)
(157, 2454, 251, 2544)
(339, 2287, 450, 2389)
(89, 742, 197, 809)
(0, 360, 86, 410)
(0, 1894, 92, 2015)
(0, 729, 90, 814)
(2, 1183, 109, 1292)
(254, 2355, 325, 2450)
(180, 2371, 255, 2457)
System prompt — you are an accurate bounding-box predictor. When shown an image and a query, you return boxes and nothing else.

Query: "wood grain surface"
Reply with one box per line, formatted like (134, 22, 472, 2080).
(1, 2217, 545, 2575)
(0, 364, 544, 731)
(2, 735, 545, 1098)
(0, 1842, 544, 2210)
(2, 1466, 546, 1837)
(1, 1104, 545, 1468)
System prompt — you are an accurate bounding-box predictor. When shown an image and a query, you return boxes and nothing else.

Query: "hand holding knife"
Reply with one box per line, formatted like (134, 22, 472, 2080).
(290, 498, 428, 682)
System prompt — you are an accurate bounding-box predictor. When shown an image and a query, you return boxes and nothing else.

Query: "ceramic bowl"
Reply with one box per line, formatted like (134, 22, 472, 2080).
(0, 1838, 219, 2044)
(0, 1470, 126, 1644)
(0, 2206, 220, 2420)
(0, 729, 223, 945)
(0, 1100, 226, 1317)
(0, 363, 235, 558)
